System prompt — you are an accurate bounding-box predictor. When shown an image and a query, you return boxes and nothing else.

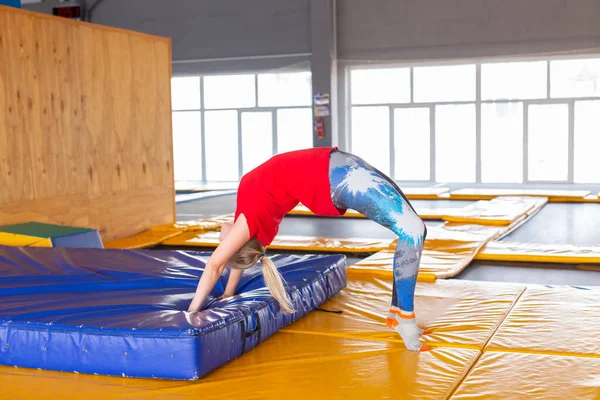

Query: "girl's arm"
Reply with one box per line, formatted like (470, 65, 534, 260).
(187, 215, 250, 312)
(222, 268, 243, 298)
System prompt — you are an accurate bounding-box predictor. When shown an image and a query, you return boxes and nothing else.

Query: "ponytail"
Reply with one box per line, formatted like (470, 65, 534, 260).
(260, 256, 295, 314)
(228, 237, 295, 314)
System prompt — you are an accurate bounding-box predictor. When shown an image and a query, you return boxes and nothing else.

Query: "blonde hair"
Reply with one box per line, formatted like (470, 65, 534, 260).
(228, 238, 295, 313)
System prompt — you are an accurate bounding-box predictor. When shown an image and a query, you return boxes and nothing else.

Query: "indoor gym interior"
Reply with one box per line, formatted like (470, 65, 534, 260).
(2, 1, 600, 399)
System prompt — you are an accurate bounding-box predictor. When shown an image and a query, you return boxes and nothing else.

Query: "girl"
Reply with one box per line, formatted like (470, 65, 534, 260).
(187, 147, 429, 352)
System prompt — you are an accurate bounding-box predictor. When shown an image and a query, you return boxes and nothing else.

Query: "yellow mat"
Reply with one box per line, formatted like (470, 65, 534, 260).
(162, 231, 396, 253)
(451, 351, 600, 400)
(0, 333, 479, 400)
(288, 204, 454, 220)
(284, 276, 525, 351)
(486, 285, 600, 357)
(104, 215, 233, 249)
(0, 233, 52, 247)
(402, 187, 450, 199)
(449, 188, 592, 202)
(476, 241, 600, 264)
(441, 196, 548, 226)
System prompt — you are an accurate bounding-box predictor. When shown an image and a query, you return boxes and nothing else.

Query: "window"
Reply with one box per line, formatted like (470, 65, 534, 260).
(258, 72, 312, 107)
(172, 112, 202, 181)
(204, 110, 239, 181)
(481, 102, 523, 183)
(435, 104, 476, 182)
(574, 101, 600, 183)
(203, 74, 256, 109)
(277, 108, 313, 154)
(351, 106, 390, 175)
(351, 68, 411, 105)
(528, 104, 569, 181)
(171, 77, 201, 110)
(413, 65, 476, 103)
(170, 71, 312, 182)
(551, 58, 600, 98)
(349, 56, 600, 185)
(394, 108, 430, 180)
(241, 112, 273, 174)
(482, 61, 547, 100)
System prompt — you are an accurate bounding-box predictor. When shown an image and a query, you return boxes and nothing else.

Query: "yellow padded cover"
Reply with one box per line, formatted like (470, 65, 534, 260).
(0, 333, 479, 400)
(451, 351, 600, 400)
(487, 285, 600, 357)
(0, 233, 52, 247)
(162, 231, 396, 253)
(476, 241, 600, 264)
(285, 276, 525, 351)
(104, 215, 234, 249)
(403, 187, 450, 199)
(441, 196, 548, 226)
(449, 188, 590, 201)
(288, 204, 453, 220)
(346, 223, 505, 278)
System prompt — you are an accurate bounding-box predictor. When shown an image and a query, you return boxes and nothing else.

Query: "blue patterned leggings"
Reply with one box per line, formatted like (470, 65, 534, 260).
(329, 150, 426, 312)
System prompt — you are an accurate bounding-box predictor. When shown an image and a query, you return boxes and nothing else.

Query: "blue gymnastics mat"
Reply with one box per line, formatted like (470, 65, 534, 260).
(0, 246, 346, 380)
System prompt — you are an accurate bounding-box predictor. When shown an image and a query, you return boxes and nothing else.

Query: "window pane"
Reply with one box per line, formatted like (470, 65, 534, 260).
(241, 112, 273, 174)
(414, 65, 476, 102)
(350, 68, 411, 105)
(276, 108, 312, 154)
(258, 72, 312, 107)
(482, 61, 547, 100)
(172, 111, 202, 181)
(551, 58, 600, 98)
(481, 103, 524, 183)
(205, 110, 239, 181)
(204, 74, 256, 109)
(435, 104, 476, 182)
(394, 108, 430, 180)
(574, 101, 600, 183)
(351, 106, 390, 175)
(171, 77, 200, 110)
(528, 104, 569, 181)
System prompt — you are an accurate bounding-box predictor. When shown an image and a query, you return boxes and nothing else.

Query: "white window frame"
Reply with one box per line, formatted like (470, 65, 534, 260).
(346, 54, 600, 185)
(172, 72, 312, 182)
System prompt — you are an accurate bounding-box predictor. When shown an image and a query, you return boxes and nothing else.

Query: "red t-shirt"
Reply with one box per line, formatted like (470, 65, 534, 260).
(234, 147, 346, 245)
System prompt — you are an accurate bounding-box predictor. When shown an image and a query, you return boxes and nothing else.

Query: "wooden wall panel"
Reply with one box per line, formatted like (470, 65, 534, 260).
(0, 6, 174, 240)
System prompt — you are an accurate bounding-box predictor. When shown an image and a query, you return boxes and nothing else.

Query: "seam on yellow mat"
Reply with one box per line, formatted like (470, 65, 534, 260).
(442, 350, 484, 400)
(445, 286, 528, 399)
(481, 347, 600, 359)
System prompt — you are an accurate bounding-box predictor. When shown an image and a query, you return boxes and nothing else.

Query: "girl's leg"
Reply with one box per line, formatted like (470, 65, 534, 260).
(329, 151, 428, 351)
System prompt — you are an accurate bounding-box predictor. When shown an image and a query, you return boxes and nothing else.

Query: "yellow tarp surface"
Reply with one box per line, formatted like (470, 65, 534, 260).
(449, 188, 591, 201)
(441, 196, 548, 226)
(451, 351, 600, 400)
(163, 231, 396, 253)
(476, 241, 600, 264)
(104, 215, 233, 249)
(486, 285, 600, 357)
(285, 277, 525, 351)
(348, 222, 506, 278)
(402, 187, 450, 199)
(0, 333, 479, 400)
(0, 233, 52, 247)
(288, 204, 456, 220)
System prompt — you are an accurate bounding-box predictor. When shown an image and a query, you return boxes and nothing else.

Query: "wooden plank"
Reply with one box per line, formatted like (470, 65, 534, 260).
(0, 6, 174, 240)
(0, 186, 173, 242)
